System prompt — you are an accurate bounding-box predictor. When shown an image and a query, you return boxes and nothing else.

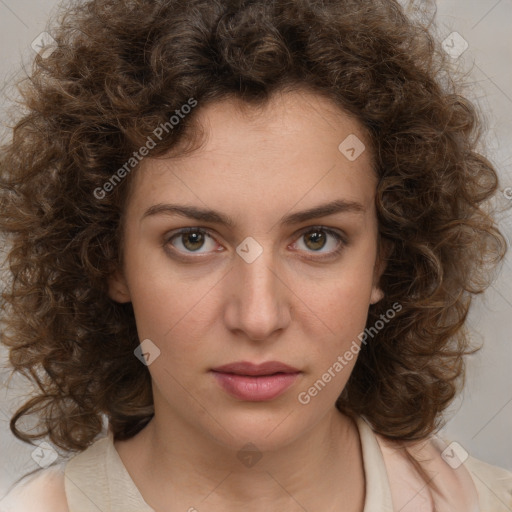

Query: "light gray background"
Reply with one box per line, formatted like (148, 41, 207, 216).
(1, 0, 511, 498)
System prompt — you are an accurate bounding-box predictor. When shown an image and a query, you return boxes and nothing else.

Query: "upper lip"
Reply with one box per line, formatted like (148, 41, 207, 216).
(211, 361, 300, 376)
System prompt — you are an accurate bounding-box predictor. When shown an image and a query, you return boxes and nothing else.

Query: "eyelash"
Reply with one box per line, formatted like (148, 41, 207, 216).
(163, 226, 347, 261)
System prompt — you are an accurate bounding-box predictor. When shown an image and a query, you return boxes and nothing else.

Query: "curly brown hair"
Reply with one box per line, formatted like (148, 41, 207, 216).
(0, 0, 508, 453)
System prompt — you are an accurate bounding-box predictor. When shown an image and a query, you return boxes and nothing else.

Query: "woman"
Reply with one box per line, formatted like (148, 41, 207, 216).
(1, 0, 511, 510)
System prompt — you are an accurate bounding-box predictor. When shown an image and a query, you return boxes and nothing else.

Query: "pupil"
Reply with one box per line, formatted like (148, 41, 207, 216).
(183, 232, 204, 251)
(306, 231, 325, 250)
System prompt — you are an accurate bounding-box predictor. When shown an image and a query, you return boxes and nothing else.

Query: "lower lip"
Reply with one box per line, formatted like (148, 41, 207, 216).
(211, 371, 301, 401)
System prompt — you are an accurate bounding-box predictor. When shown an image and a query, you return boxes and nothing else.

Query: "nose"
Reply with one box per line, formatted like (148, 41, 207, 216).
(223, 244, 291, 342)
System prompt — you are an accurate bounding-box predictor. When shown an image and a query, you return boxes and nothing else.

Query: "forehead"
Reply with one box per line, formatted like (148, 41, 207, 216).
(128, 89, 377, 221)
(174, 89, 374, 164)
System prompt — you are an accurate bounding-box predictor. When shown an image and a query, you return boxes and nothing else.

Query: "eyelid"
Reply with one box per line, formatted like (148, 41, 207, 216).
(163, 225, 347, 258)
(296, 225, 348, 245)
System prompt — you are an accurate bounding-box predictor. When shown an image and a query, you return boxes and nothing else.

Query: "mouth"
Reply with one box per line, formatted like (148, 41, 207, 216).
(210, 361, 301, 401)
(211, 360, 301, 376)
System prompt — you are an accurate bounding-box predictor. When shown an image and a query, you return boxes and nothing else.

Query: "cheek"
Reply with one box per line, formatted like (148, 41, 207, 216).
(123, 243, 222, 364)
(299, 248, 377, 379)
(309, 278, 372, 362)
(316, 251, 377, 336)
(127, 273, 208, 349)
(121, 239, 180, 340)
(295, 276, 374, 407)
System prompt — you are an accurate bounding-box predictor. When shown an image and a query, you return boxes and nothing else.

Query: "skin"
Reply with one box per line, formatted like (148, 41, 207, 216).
(109, 88, 388, 512)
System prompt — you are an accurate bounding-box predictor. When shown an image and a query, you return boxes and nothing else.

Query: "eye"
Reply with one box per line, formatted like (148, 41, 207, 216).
(165, 227, 220, 255)
(290, 226, 347, 260)
(164, 226, 347, 260)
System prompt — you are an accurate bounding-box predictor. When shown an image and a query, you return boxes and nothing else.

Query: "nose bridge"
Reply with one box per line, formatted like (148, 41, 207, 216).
(227, 235, 288, 339)
(237, 236, 280, 307)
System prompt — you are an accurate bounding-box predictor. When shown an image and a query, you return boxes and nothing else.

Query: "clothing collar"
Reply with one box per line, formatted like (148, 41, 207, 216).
(355, 415, 394, 512)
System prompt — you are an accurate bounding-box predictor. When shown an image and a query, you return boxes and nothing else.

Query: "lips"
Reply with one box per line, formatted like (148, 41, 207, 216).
(210, 361, 302, 401)
(211, 360, 300, 376)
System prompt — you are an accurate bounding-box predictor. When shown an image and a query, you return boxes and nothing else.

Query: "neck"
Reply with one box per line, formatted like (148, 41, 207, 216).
(116, 407, 365, 512)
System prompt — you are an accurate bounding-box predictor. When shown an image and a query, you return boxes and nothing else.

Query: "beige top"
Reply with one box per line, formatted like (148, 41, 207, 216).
(2, 416, 512, 511)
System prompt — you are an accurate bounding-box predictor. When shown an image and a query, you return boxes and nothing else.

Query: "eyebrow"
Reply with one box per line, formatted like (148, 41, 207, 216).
(141, 198, 366, 227)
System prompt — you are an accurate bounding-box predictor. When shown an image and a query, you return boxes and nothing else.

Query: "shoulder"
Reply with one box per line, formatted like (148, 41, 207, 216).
(422, 437, 512, 511)
(0, 465, 68, 512)
(0, 435, 112, 512)
(463, 453, 512, 511)
(374, 427, 512, 511)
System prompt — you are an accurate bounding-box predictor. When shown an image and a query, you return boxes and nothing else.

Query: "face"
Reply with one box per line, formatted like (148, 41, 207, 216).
(109, 89, 386, 452)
